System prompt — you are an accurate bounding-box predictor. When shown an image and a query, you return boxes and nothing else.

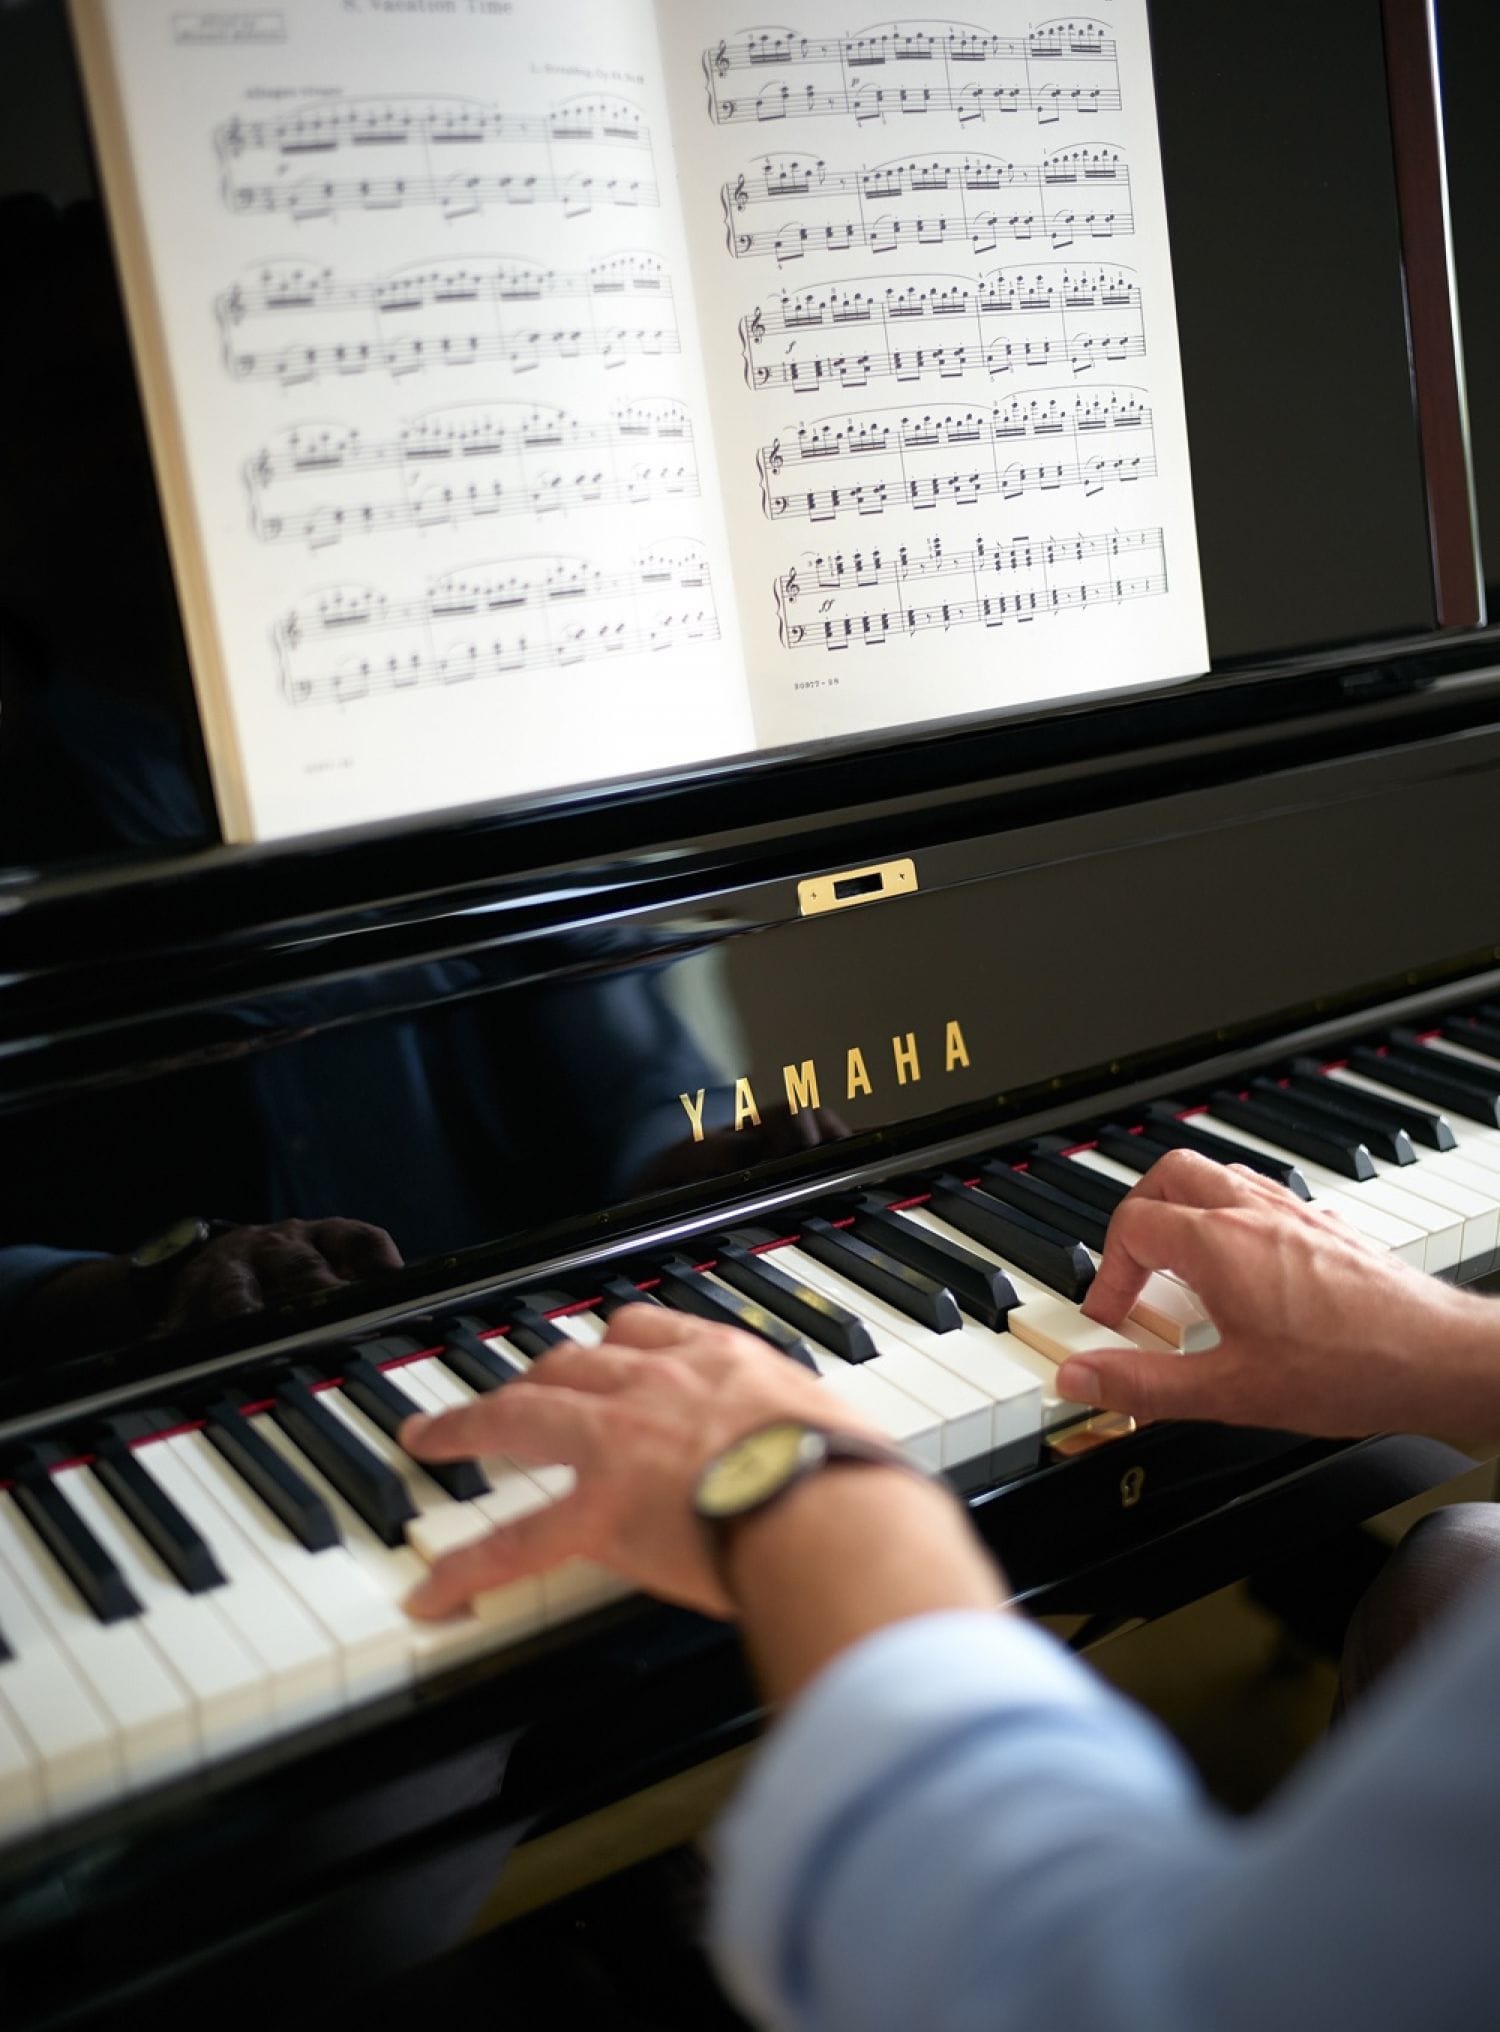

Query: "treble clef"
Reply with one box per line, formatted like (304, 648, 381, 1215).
(783, 565, 800, 603)
(766, 437, 784, 475)
(714, 38, 731, 77)
(749, 306, 765, 345)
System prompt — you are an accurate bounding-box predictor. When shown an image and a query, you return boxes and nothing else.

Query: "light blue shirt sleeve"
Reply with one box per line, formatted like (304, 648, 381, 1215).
(711, 1598, 1500, 2032)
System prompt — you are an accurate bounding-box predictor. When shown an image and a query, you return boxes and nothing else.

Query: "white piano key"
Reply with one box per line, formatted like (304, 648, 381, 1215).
(1065, 1147, 1144, 1190)
(59, 1466, 271, 1762)
(1189, 1111, 1453, 1270)
(766, 1244, 1040, 1454)
(1361, 1153, 1499, 1265)
(0, 1689, 44, 1840)
(168, 1430, 410, 1703)
(0, 1491, 196, 1793)
(0, 1531, 121, 1822)
(142, 1437, 342, 1732)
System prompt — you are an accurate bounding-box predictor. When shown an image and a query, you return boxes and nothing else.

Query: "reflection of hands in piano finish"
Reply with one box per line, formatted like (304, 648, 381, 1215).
(740, 264, 1145, 392)
(275, 544, 720, 705)
(216, 95, 657, 221)
(246, 400, 699, 548)
(757, 387, 1154, 523)
(774, 523, 1167, 648)
(703, 19, 1119, 128)
(216, 252, 678, 387)
(723, 147, 1133, 261)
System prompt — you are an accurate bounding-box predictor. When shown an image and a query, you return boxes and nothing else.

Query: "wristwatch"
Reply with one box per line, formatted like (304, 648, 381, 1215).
(128, 1216, 234, 1322)
(694, 1419, 930, 1584)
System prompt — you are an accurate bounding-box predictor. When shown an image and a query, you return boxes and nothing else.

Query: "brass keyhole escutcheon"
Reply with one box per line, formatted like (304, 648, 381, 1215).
(1119, 1466, 1146, 1510)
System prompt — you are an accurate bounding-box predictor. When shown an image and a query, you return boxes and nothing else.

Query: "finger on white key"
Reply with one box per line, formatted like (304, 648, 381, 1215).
(0, 1491, 195, 1793)
(253, 1417, 493, 1675)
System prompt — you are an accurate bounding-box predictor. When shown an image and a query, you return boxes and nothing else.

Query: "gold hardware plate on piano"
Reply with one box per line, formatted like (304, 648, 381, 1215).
(798, 858, 918, 917)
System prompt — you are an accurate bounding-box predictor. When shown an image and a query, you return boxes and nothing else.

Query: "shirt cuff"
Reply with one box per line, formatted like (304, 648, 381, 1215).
(710, 1609, 1165, 2026)
(0, 1245, 111, 1321)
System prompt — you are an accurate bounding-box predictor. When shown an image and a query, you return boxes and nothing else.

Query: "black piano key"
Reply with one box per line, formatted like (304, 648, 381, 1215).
(501, 1303, 571, 1360)
(1269, 1074, 1418, 1165)
(91, 1434, 226, 1594)
(203, 1401, 340, 1553)
(927, 1174, 1095, 1303)
(796, 1215, 962, 1334)
(339, 1355, 489, 1501)
(1207, 1088, 1375, 1181)
(975, 1161, 1111, 1252)
(272, 1379, 417, 1549)
(711, 1238, 876, 1364)
(1288, 1057, 1456, 1150)
(652, 1256, 820, 1372)
(12, 1461, 141, 1623)
(844, 1197, 1018, 1330)
(595, 1275, 661, 1314)
(1095, 1126, 1177, 1176)
(1352, 1040, 1500, 1126)
(1022, 1148, 1132, 1217)
(1138, 1103, 1313, 1198)
(438, 1321, 528, 1394)
(0, 1619, 11, 1665)
(1439, 1013, 1500, 1060)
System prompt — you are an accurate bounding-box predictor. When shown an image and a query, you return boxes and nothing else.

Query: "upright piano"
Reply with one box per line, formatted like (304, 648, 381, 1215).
(5, 0, 1500, 2021)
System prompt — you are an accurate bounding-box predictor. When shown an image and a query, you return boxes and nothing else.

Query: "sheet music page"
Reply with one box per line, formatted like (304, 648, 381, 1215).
(76, 0, 754, 842)
(656, 0, 1208, 747)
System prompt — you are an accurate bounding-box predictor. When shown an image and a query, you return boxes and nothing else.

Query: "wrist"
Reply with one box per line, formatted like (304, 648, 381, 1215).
(725, 1467, 1006, 1706)
(1414, 1285, 1500, 1446)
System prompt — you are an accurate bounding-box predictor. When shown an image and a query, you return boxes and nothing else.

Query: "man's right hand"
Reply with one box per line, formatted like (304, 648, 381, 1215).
(1057, 1148, 1500, 1441)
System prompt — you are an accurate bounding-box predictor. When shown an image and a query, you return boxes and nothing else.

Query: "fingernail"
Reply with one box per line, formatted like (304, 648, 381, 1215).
(1056, 1360, 1101, 1405)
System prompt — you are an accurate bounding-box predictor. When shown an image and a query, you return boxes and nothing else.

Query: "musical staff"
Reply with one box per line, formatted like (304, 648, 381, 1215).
(276, 544, 720, 704)
(704, 19, 1119, 128)
(246, 399, 699, 547)
(219, 95, 657, 220)
(216, 253, 677, 387)
(757, 387, 1153, 522)
(723, 146, 1131, 260)
(773, 523, 1166, 649)
(739, 264, 1144, 392)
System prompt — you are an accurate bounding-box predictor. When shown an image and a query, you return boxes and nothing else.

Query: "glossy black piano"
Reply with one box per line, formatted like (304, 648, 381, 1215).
(5, 0, 1500, 2022)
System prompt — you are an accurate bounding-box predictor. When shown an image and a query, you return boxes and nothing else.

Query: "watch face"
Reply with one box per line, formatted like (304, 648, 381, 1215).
(132, 1216, 209, 1270)
(697, 1422, 821, 1521)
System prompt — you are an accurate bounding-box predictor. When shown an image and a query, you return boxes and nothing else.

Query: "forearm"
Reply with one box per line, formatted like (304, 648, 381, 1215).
(725, 1468, 1006, 1707)
(1405, 1285, 1500, 1448)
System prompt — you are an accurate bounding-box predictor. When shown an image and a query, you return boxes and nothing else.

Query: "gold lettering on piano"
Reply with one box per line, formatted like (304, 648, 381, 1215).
(675, 1017, 972, 1139)
(734, 1078, 762, 1132)
(679, 1087, 708, 1144)
(1120, 1465, 1146, 1509)
(784, 1059, 821, 1114)
(892, 1031, 921, 1085)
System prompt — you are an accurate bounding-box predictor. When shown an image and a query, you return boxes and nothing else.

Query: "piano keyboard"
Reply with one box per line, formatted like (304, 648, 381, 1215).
(4, 1017, 1500, 1847)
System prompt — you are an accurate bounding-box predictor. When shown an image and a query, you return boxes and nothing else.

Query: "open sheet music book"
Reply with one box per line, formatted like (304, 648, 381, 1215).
(72, 0, 1207, 844)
